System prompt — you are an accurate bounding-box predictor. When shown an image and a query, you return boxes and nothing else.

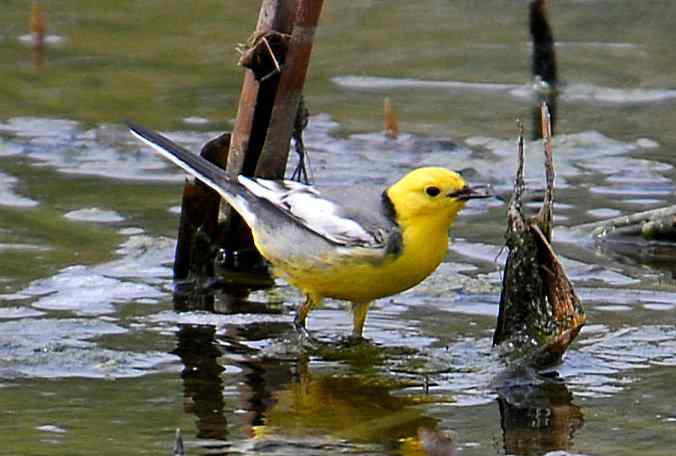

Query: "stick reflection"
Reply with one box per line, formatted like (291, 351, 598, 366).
(172, 324, 227, 441)
(497, 376, 584, 455)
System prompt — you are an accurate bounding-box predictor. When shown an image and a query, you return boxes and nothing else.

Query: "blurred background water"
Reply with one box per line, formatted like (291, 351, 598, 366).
(1, 1, 676, 455)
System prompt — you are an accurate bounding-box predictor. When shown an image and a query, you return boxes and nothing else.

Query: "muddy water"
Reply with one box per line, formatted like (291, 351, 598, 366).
(1, 1, 676, 455)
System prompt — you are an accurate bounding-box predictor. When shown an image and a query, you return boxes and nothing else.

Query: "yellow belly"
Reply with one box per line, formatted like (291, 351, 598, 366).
(274, 223, 450, 303)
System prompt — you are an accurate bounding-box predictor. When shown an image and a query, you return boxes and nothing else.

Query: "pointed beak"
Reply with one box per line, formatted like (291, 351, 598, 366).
(447, 185, 492, 201)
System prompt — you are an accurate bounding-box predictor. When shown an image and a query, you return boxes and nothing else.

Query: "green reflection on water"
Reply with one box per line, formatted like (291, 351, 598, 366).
(0, 1, 260, 127)
(1, 375, 188, 455)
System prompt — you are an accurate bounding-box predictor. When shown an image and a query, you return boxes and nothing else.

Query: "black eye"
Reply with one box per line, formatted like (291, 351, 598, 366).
(425, 186, 441, 197)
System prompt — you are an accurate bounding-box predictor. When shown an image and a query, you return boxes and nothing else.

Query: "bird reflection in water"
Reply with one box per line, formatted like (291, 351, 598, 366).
(172, 290, 585, 456)
(254, 363, 437, 441)
(171, 292, 458, 455)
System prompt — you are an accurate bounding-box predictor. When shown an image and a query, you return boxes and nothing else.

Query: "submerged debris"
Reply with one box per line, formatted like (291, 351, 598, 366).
(493, 104, 585, 367)
(530, 0, 558, 139)
(290, 95, 311, 184)
(573, 205, 676, 241)
(31, 1, 46, 47)
(384, 96, 399, 140)
(417, 427, 457, 456)
(173, 428, 185, 456)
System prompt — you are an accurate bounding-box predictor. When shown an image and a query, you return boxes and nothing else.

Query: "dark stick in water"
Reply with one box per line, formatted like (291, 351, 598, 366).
(494, 103, 585, 368)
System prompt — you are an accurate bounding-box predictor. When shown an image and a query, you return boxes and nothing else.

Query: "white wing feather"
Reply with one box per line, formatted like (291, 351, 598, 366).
(238, 176, 379, 247)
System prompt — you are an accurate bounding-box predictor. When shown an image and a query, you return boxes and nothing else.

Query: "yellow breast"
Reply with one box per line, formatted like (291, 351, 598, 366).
(278, 215, 450, 303)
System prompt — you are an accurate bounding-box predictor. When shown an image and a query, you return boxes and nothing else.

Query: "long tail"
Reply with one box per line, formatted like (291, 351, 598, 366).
(126, 121, 267, 229)
(126, 121, 244, 200)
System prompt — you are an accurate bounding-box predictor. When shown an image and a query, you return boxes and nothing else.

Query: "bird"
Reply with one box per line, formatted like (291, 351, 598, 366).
(127, 121, 489, 340)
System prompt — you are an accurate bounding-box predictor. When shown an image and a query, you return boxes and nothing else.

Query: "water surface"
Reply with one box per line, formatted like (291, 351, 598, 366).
(1, 1, 676, 455)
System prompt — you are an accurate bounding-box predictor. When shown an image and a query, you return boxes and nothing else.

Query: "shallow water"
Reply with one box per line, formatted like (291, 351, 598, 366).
(1, 1, 676, 455)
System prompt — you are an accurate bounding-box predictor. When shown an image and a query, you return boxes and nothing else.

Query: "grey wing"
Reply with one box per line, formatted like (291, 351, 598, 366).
(313, 184, 402, 249)
(124, 121, 402, 255)
(238, 177, 401, 253)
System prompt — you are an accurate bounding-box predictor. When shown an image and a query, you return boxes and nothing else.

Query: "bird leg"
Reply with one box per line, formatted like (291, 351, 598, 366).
(294, 293, 318, 342)
(351, 301, 372, 339)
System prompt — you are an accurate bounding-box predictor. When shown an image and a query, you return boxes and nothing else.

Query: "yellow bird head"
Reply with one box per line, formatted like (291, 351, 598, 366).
(386, 167, 486, 226)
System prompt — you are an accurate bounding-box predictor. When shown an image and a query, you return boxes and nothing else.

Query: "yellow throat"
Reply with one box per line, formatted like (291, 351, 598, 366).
(384, 167, 468, 288)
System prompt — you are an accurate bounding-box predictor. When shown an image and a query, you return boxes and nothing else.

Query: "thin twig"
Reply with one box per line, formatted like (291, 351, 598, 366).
(262, 36, 282, 72)
(572, 205, 676, 237)
(515, 118, 526, 202)
(537, 102, 554, 240)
